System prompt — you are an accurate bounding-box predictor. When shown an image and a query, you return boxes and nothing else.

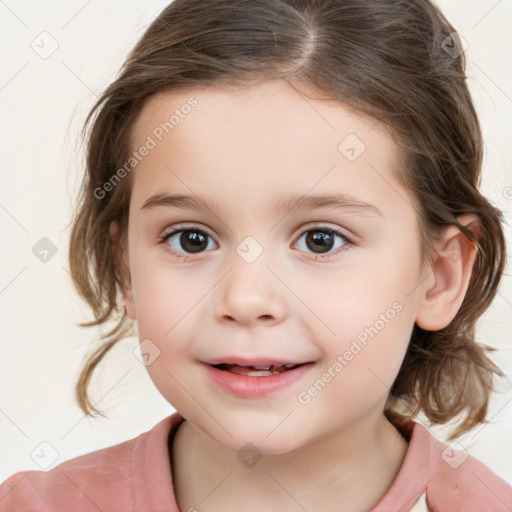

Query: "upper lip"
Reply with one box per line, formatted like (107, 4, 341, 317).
(203, 357, 314, 367)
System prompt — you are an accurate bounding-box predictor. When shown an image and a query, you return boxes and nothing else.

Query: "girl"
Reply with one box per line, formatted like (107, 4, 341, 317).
(1, 0, 511, 510)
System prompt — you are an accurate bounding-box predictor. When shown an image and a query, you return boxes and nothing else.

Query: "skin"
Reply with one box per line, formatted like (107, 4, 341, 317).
(112, 78, 478, 511)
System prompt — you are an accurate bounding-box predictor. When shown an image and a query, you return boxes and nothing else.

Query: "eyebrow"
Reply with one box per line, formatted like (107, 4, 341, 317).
(141, 192, 383, 217)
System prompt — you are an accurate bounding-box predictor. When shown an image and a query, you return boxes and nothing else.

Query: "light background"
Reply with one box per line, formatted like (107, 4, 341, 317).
(1, 0, 511, 485)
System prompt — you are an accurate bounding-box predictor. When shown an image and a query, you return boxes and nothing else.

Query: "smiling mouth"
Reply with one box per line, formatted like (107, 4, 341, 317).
(212, 363, 304, 377)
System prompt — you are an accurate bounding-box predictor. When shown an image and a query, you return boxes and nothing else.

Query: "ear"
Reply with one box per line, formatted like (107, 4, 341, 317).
(109, 221, 136, 320)
(415, 214, 480, 331)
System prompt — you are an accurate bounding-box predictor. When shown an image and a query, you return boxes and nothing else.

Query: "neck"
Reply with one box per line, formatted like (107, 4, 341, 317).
(170, 411, 409, 512)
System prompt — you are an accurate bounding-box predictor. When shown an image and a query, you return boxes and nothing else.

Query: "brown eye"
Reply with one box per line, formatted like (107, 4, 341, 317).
(294, 226, 351, 257)
(305, 230, 335, 253)
(160, 228, 217, 255)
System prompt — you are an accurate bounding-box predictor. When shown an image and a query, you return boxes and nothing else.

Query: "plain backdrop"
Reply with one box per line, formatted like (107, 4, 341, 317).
(1, 0, 511, 486)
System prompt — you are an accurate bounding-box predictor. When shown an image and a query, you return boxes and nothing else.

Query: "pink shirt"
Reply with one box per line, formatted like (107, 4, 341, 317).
(1, 412, 511, 511)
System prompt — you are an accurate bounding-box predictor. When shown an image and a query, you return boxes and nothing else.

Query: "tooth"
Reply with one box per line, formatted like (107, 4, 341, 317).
(228, 365, 273, 376)
(217, 363, 301, 376)
(249, 371, 273, 377)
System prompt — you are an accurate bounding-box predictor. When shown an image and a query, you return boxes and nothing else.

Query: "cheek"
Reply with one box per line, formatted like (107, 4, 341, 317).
(305, 246, 420, 392)
(130, 268, 204, 407)
(304, 302, 414, 425)
(129, 257, 197, 351)
(309, 253, 419, 341)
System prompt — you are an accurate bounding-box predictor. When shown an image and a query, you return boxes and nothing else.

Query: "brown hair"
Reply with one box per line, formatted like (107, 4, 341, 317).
(69, 0, 507, 438)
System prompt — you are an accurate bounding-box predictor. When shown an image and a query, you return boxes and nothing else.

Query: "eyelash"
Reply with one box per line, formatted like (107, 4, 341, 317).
(157, 223, 354, 261)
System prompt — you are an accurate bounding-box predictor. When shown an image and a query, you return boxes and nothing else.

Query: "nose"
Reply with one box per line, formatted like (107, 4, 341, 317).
(214, 257, 287, 326)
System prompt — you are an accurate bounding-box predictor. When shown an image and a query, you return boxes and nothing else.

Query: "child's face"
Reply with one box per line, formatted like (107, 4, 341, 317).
(121, 79, 431, 454)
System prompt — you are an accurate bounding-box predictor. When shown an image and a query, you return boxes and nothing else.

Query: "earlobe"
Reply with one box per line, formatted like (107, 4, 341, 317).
(109, 222, 136, 320)
(415, 214, 479, 331)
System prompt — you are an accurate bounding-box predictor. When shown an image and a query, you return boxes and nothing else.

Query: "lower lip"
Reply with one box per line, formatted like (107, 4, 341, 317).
(203, 363, 315, 398)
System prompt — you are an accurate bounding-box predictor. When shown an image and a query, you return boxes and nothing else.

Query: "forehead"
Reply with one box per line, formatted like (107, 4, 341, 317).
(130, 79, 385, 149)
(128, 79, 411, 219)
